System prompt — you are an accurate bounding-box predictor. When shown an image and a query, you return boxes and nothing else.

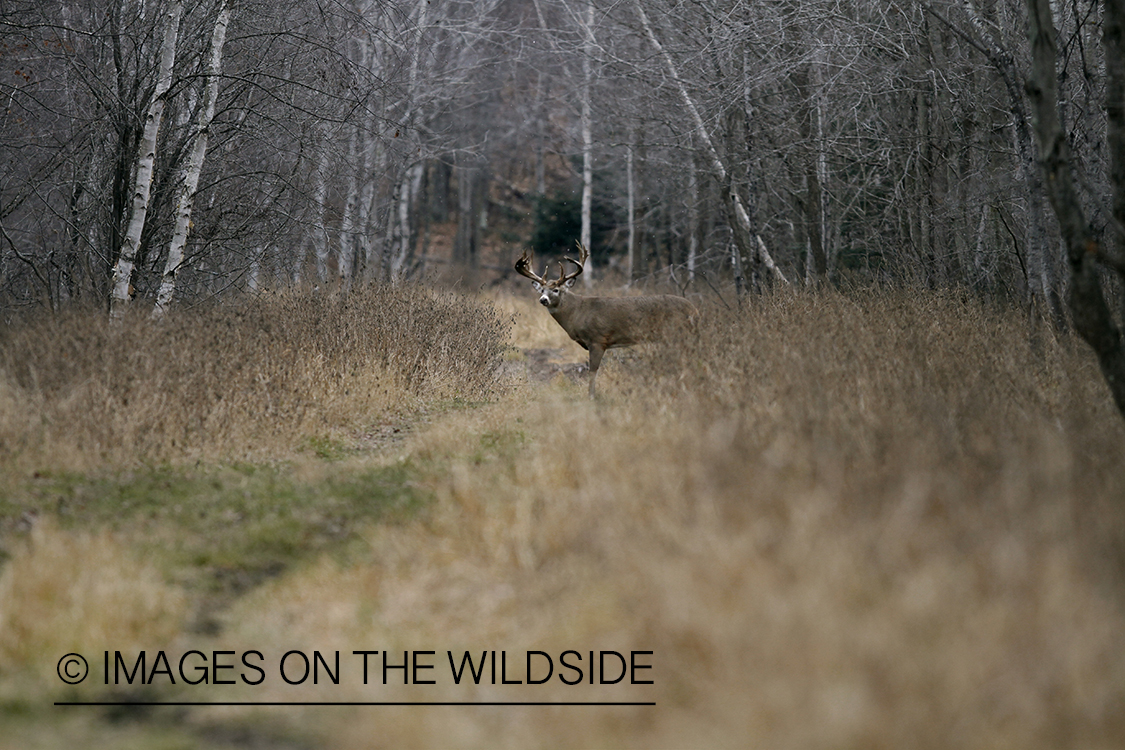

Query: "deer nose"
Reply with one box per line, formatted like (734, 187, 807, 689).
(539, 296, 549, 306)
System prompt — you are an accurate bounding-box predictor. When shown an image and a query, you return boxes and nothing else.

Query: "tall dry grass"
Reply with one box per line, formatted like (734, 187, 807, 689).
(0, 284, 508, 474)
(210, 287, 1125, 748)
(2, 285, 1124, 748)
(0, 519, 186, 682)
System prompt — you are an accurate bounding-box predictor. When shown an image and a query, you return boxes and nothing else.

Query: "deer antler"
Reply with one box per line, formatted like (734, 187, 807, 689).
(559, 240, 588, 283)
(515, 248, 548, 285)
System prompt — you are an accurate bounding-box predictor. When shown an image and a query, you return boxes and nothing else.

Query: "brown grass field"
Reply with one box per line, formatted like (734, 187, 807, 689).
(1, 283, 1123, 748)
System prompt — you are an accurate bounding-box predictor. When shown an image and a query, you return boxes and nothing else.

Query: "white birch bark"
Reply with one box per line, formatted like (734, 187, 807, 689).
(110, 0, 184, 319)
(350, 33, 377, 282)
(153, 1, 230, 318)
(579, 0, 595, 286)
(343, 33, 374, 284)
(248, 246, 262, 292)
(312, 141, 331, 284)
(532, 0, 557, 198)
(406, 0, 426, 123)
(391, 163, 424, 280)
(973, 202, 989, 283)
(814, 44, 830, 279)
(388, 0, 429, 282)
(363, 141, 387, 278)
(356, 148, 376, 280)
(338, 122, 361, 286)
(632, 0, 788, 284)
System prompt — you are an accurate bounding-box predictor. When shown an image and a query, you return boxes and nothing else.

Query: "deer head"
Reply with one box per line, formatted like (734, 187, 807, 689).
(514, 241, 588, 310)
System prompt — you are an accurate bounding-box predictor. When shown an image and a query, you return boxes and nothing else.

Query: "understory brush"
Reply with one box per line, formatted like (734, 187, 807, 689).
(0, 284, 509, 474)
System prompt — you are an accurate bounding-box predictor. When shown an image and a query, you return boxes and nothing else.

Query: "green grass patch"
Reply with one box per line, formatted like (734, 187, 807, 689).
(4, 460, 429, 596)
(469, 427, 527, 465)
(299, 435, 356, 461)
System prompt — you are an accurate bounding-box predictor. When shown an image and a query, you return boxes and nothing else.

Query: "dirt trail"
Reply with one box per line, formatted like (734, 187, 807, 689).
(518, 347, 586, 383)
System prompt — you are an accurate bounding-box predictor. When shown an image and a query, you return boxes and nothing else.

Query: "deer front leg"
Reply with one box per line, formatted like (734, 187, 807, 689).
(587, 343, 605, 398)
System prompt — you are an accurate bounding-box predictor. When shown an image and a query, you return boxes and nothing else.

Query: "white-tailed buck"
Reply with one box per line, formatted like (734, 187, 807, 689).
(515, 242, 697, 397)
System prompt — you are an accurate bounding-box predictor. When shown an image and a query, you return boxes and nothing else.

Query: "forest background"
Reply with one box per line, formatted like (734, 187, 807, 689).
(1, 1, 1125, 747)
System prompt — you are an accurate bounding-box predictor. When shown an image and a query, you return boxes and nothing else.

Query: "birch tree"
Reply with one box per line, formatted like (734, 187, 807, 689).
(389, 0, 430, 281)
(109, 0, 184, 319)
(0, 0, 404, 311)
(153, 0, 231, 318)
(626, 130, 637, 284)
(579, 0, 595, 285)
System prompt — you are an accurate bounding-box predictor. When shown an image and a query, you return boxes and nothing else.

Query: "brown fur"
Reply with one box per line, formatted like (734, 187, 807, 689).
(515, 245, 697, 396)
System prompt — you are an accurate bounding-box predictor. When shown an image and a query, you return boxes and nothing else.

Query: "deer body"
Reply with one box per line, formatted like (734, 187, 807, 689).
(516, 243, 696, 397)
(546, 291, 696, 350)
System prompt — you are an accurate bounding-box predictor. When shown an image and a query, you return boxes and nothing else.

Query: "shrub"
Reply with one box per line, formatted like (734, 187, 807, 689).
(0, 284, 510, 471)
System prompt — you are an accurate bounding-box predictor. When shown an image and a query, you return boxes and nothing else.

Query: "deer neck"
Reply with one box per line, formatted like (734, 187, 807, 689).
(547, 289, 581, 327)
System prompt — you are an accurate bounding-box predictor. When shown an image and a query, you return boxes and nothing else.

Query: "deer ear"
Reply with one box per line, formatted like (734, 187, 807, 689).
(564, 277, 576, 289)
(532, 281, 544, 292)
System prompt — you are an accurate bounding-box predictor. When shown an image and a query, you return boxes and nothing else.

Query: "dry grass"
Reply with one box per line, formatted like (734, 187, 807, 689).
(0, 520, 187, 682)
(2, 285, 1125, 748)
(484, 287, 575, 352)
(0, 284, 509, 475)
(204, 287, 1125, 747)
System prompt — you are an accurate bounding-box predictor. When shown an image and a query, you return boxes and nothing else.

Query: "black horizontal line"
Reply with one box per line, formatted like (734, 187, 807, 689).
(55, 701, 655, 707)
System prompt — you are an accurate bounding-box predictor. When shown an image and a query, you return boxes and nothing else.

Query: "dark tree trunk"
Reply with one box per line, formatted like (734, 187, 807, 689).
(1025, 0, 1125, 417)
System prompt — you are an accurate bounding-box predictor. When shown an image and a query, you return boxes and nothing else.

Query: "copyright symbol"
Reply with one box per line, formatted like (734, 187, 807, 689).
(57, 653, 88, 684)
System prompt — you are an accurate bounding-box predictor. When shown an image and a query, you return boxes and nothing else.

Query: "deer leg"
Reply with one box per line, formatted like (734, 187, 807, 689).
(587, 344, 605, 398)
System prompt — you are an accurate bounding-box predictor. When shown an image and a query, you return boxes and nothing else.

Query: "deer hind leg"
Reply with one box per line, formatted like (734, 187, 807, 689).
(587, 344, 605, 398)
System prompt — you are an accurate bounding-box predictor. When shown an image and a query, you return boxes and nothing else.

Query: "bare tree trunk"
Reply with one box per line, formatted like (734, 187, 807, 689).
(535, 72, 548, 195)
(339, 22, 371, 287)
(110, 0, 183, 319)
(796, 45, 828, 285)
(917, 86, 934, 285)
(153, 0, 230, 318)
(813, 48, 830, 281)
(1025, 0, 1125, 417)
(338, 123, 361, 287)
(428, 158, 451, 223)
(312, 141, 331, 284)
(362, 140, 388, 280)
(531, 0, 559, 200)
(687, 145, 698, 284)
(973, 202, 989, 288)
(387, 0, 430, 282)
(580, 0, 594, 287)
(1108, 0, 1125, 252)
(391, 162, 424, 280)
(730, 239, 744, 302)
(635, 128, 650, 277)
(453, 153, 480, 266)
(626, 130, 636, 286)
